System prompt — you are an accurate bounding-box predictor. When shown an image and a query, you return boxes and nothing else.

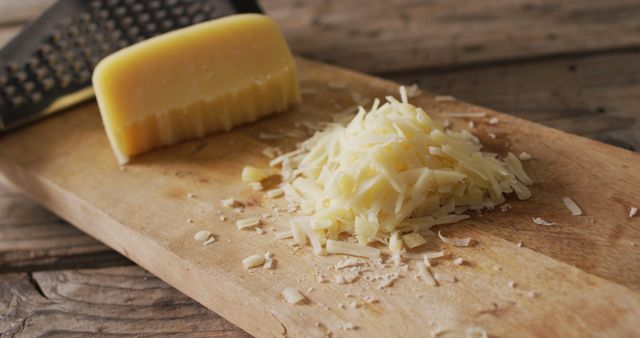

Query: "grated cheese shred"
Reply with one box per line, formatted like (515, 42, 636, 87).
(562, 197, 582, 216)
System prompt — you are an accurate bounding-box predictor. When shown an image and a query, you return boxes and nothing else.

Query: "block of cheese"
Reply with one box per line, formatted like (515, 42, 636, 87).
(93, 14, 300, 164)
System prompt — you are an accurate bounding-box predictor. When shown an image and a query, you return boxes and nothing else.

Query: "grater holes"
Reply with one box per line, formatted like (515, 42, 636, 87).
(22, 81, 36, 93)
(59, 74, 73, 88)
(127, 26, 141, 38)
(132, 3, 144, 13)
(7, 62, 20, 73)
(59, 17, 72, 28)
(29, 92, 43, 104)
(177, 16, 189, 26)
(71, 61, 84, 73)
(62, 51, 75, 62)
(161, 19, 174, 30)
(9, 96, 25, 108)
(77, 70, 91, 83)
(115, 6, 127, 17)
(192, 13, 206, 24)
(27, 57, 40, 69)
(107, 0, 120, 7)
(110, 30, 123, 41)
(154, 9, 167, 20)
(171, 6, 185, 16)
(80, 13, 92, 22)
(34, 67, 49, 80)
(98, 9, 110, 20)
(105, 20, 117, 31)
(15, 70, 28, 82)
(41, 78, 55, 91)
(38, 45, 53, 56)
(139, 13, 151, 24)
(3, 85, 16, 96)
(144, 23, 157, 34)
(121, 16, 134, 27)
(44, 54, 58, 66)
(67, 26, 80, 37)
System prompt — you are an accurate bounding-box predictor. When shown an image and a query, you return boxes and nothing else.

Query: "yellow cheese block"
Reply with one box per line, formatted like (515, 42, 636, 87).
(93, 14, 300, 164)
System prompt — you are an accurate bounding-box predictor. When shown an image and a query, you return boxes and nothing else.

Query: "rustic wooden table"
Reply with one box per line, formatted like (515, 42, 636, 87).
(1, 0, 638, 336)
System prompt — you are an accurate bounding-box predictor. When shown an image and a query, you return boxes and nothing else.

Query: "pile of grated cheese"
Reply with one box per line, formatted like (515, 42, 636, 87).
(252, 87, 533, 257)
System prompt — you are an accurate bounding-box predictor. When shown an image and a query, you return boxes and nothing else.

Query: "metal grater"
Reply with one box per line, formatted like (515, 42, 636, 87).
(0, 0, 262, 134)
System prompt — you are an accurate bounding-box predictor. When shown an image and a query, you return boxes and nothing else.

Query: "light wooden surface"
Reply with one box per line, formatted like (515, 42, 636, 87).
(1, 1, 640, 337)
(1, 57, 640, 337)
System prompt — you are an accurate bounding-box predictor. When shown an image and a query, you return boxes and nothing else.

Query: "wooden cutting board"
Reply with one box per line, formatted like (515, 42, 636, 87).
(0, 58, 639, 338)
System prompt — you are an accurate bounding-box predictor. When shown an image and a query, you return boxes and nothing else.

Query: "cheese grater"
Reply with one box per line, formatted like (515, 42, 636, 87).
(0, 0, 262, 134)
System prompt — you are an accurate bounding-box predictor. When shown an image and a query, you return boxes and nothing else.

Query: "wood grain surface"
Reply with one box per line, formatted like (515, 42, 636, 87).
(1, 1, 639, 337)
(1, 58, 639, 337)
(0, 267, 251, 337)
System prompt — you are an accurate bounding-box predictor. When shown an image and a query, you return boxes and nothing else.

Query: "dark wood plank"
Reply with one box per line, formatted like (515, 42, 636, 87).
(263, 0, 640, 73)
(0, 266, 250, 337)
(3, 0, 640, 74)
(0, 183, 130, 273)
(391, 51, 640, 151)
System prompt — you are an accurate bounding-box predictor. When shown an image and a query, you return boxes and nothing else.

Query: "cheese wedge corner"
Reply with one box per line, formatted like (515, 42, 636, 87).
(93, 14, 300, 164)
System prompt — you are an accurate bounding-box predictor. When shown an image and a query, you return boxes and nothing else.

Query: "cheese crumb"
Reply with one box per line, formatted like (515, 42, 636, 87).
(193, 230, 214, 243)
(266, 188, 284, 199)
(508, 280, 516, 288)
(488, 117, 499, 125)
(402, 232, 427, 249)
(274, 230, 293, 240)
(453, 257, 465, 265)
(629, 207, 638, 218)
(562, 197, 582, 216)
(221, 198, 236, 207)
(236, 217, 261, 230)
(466, 326, 488, 338)
(518, 152, 532, 160)
(416, 262, 437, 286)
(532, 217, 555, 226)
(438, 231, 472, 247)
(282, 287, 305, 304)
(340, 322, 358, 331)
(241, 165, 272, 183)
(263, 252, 275, 269)
(242, 254, 265, 269)
(326, 239, 381, 259)
(261, 146, 283, 159)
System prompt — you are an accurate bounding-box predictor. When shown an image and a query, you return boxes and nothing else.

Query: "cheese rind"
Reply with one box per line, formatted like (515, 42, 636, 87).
(93, 14, 300, 164)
